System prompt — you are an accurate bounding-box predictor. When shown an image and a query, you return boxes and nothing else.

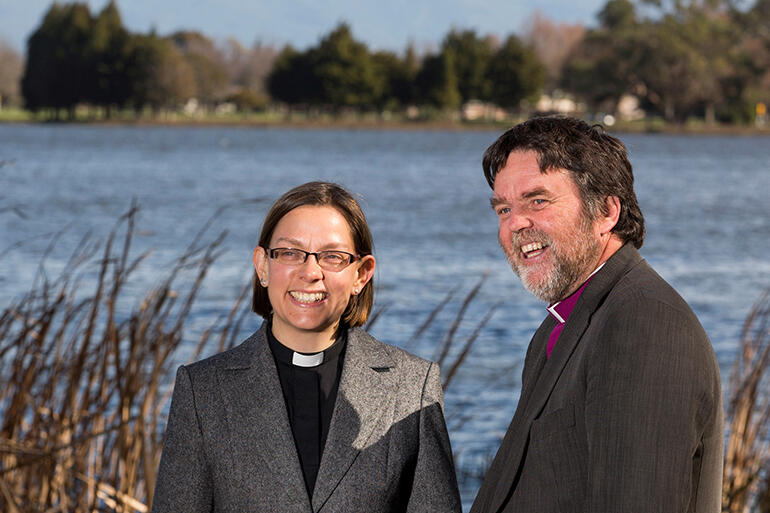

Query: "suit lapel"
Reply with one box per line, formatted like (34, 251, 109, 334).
(312, 328, 397, 512)
(485, 244, 643, 513)
(483, 319, 553, 513)
(217, 325, 310, 508)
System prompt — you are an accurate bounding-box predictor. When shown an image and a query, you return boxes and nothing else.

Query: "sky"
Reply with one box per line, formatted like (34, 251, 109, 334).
(0, 0, 607, 54)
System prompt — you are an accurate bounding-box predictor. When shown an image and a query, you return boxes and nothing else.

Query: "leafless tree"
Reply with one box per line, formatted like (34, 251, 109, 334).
(522, 11, 585, 89)
(0, 38, 23, 107)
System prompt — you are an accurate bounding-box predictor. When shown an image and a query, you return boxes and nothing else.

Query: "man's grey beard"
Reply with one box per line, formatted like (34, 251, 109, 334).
(503, 219, 601, 303)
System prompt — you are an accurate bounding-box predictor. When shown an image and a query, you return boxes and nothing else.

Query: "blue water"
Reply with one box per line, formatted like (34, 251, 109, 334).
(2, 124, 769, 508)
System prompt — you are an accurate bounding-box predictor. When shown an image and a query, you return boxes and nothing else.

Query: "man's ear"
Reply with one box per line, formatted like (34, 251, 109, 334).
(597, 195, 621, 235)
(253, 246, 269, 285)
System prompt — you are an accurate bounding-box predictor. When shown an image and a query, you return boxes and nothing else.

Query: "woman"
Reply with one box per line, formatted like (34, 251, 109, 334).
(152, 182, 461, 512)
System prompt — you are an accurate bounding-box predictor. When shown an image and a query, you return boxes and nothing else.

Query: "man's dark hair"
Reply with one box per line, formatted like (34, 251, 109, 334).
(482, 115, 645, 248)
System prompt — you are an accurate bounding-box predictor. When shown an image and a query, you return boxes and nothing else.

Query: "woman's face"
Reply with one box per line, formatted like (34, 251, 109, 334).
(253, 205, 375, 347)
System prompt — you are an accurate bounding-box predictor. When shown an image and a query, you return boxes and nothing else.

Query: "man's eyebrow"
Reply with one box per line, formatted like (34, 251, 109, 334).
(490, 188, 551, 208)
(490, 196, 506, 208)
(521, 187, 550, 199)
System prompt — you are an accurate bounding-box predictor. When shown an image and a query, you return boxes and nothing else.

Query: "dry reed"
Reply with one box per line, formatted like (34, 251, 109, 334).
(0, 205, 246, 512)
(723, 287, 770, 513)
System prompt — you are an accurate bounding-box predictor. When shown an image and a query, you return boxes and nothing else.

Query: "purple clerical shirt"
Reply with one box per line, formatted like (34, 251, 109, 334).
(545, 266, 602, 358)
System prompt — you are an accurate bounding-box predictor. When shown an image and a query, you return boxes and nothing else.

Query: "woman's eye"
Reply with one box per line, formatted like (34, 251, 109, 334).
(322, 253, 345, 263)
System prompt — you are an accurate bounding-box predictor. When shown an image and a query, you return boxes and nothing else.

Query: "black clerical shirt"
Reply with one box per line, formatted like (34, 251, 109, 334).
(267, 328, 346, 497)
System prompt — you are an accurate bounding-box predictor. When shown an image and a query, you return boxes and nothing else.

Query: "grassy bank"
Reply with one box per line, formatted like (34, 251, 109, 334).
(2, 106, 770, 135)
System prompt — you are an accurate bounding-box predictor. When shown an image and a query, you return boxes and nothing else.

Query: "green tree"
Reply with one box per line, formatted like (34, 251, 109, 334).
(266, 45, 322, 105)
(440, 29, 495, 102)
(561, 0, 641, 112)
(371, 50, 415, 109)
(127, 34, 196, 113)
(564, 0, 755, 122)
(415, 49, 461, 109)
(485, 35, 545, 109)
(91, 0, 131, 116)
(22, 2, 95, 119)
(312, 23, 380, 109)
(633, 8, 736, 122)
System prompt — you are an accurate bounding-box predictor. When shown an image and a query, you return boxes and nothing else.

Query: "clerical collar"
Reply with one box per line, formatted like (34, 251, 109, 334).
(267, 327, 346, 368)
(547, 263, 605, 324)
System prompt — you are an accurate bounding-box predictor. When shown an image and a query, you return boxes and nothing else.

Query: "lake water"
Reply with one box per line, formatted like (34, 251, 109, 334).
(2, 123, 769, 509)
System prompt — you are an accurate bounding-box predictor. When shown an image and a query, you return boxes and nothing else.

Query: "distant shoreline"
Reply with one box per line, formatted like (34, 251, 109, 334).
(2, 110, 769, 136)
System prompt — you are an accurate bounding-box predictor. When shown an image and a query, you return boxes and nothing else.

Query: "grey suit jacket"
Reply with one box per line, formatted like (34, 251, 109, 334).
(471, 244, 724, 513)
(152, 323, 461, 512)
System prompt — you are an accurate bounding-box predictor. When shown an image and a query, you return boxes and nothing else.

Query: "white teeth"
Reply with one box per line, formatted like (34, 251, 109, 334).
(290, 291, 327, 303)
(521, 242, 546, 254)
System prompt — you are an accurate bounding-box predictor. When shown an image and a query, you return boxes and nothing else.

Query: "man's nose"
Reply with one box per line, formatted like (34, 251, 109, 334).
(505, 209, 532, 233)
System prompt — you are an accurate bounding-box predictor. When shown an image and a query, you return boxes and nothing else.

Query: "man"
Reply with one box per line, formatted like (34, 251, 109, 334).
(471, 116, 723, 513)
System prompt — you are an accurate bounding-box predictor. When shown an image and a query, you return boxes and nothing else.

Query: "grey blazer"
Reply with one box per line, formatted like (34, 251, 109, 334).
(152, 324, 461, 512)
(471, 244, 724, 513)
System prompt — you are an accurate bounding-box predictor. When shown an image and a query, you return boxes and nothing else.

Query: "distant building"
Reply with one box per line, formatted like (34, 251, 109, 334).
(617, 94, 645, 121)
(536, 93, 579, 114)
(462, 100, 507, 121)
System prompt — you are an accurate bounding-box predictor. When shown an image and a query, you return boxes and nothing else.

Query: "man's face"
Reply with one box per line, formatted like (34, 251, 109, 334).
(491, 150, 603, 303)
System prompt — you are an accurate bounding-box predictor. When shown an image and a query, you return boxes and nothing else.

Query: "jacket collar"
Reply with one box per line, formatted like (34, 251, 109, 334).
(217, 322, 398, 510)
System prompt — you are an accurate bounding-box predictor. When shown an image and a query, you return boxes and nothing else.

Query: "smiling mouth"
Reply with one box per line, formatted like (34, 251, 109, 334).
(289, 291, 328, 303)
(521, 241, 548, 259)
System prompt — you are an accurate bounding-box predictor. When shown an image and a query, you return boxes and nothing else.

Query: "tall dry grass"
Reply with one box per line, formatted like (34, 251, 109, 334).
(723, 287, 770, 513)
(0, 206, 249, 512)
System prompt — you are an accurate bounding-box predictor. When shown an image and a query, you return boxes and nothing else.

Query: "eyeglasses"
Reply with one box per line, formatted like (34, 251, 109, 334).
(267, 247, 358, 271)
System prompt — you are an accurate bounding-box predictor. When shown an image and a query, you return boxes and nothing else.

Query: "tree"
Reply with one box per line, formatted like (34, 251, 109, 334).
(485, 35, 545, 109)
(267, 45, 322, 105)
(171, 31, 229, 106)
(0, 39, 23, 107)
(440, 29, 495, 102)
(415, 49, 461, 109)
(222, 39, 278, 96)
(91, 0, 131, 115)
(523, 11, 586, 88)
(127, 34, 196, 113)
(312, 23, 380, 109)
(22, 3, 95, 118)
(371, 50, 415, 109)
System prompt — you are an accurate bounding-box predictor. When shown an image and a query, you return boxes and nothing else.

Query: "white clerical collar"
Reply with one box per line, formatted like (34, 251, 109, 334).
(546, 262, 606, 323)
(292, 351, 324, 368)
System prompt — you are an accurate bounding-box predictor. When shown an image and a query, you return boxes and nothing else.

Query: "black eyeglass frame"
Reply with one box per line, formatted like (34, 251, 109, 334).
(267, 247, 360, 271)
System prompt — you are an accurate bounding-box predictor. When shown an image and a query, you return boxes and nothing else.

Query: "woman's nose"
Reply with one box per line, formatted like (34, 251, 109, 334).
(299, 254, 324, 280)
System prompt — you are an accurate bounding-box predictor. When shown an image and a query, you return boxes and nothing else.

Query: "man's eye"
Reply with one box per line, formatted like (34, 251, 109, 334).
(496, 207, 510, 216)
(532, 199, 547, 206)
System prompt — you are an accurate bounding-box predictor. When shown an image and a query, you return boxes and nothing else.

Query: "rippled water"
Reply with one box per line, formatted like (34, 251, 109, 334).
(2, 124, 769, 508)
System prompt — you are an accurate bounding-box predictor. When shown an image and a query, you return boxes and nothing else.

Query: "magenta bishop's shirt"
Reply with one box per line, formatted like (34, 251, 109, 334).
(545, 267, 602, 358)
